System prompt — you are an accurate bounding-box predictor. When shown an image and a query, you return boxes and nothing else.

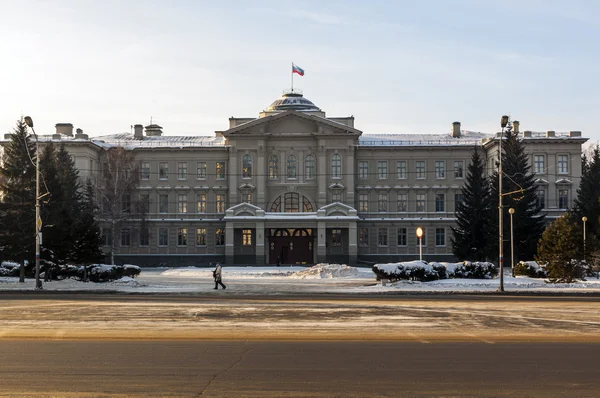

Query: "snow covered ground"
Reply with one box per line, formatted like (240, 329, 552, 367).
(1, 263, 600, 294)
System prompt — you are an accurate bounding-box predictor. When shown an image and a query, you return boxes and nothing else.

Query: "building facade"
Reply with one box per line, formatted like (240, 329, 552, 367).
(1, 91, 588, 266)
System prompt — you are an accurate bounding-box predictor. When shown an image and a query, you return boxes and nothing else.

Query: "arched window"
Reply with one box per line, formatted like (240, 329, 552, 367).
(305, 155, 315, 180)
(242, 154, 252, 178)
(287, 155, 297, 179)
(284, 192, 299, 212)
(303, 197, 313, 212)
(268, 155, 279, 180)
(331, 153, 342, 179)
(271, 196, 281, 212)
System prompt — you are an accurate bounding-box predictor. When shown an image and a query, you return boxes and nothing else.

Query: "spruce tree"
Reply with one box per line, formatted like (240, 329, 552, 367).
(489, 128, 546, 263)
(536, 214, 585, 282)
(39, 143, 63, 267)
(0, 118, 37, 280)
(573, 145, 600, 241)
(71, 180, 103, 266)
(451, 147, 493, 261)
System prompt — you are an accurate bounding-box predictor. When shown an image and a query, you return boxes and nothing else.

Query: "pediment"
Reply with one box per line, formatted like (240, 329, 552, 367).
(225, 202, 264, 218)
(317, 202, 358, 218)
(222, 111, 362, 138)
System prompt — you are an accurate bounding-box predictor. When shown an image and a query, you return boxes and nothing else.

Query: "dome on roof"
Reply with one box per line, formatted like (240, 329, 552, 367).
(265, 90, 321, 112)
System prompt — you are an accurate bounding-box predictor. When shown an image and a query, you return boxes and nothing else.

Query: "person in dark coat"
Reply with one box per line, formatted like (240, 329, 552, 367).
(213, 262, 226, 290)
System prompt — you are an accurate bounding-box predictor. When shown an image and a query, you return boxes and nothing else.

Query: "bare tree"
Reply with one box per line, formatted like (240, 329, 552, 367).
(96, 146, 140, 265)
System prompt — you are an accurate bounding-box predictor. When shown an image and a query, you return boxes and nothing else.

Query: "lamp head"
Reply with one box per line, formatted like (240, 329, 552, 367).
(24, 116, 34, 128)
(416, 227, 423, 238)
(582, 216, 588, 222)
(500, 115, 509, 128)
(508, 208, 515, 215)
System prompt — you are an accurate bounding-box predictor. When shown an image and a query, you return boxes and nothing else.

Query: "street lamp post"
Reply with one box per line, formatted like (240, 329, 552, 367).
(582, 216, 587, 262)
(416, 227, 424, 262)
(509, 208, 515, 277)
(498, 115, 510, 292)
(24, 116, 43, 290)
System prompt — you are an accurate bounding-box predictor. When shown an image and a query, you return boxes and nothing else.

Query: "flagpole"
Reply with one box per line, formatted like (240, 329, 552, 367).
(291, 62, 294, 92)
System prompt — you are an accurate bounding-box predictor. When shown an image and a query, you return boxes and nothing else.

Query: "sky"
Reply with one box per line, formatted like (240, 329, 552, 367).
(1, 0, 598, 144)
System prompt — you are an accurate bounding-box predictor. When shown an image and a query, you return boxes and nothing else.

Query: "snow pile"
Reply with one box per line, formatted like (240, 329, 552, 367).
(161, 266, 302, 278)
(373, 261, 498, 281)
(290, 263, 361, 279)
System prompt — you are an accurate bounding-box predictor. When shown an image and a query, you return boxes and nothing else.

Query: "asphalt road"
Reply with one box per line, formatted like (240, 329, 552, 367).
(0, 340, 598, 397)
(1, 293, 599, 397)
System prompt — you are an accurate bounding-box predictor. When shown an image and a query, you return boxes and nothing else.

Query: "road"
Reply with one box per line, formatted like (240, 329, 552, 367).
(1, 293, 599, 397)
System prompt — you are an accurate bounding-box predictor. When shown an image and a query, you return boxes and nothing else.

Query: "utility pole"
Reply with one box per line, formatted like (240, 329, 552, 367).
(24, 116, 43, 290)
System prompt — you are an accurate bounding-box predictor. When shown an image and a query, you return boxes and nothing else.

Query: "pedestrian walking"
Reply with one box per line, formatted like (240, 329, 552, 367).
(213, 262, 226, 290)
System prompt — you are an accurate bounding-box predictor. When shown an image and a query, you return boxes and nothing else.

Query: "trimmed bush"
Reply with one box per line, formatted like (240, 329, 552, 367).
(1, 262, 141, 283)
(514, 261, 547, 278)
(373, 261, 446, 282)
(449, 261, 498, 279)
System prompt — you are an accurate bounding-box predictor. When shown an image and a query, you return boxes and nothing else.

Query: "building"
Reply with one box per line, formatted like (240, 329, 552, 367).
(1, 90, 588, 266)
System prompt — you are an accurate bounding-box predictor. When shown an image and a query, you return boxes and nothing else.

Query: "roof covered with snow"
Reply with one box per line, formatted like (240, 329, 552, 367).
(359, 131, 491, 147)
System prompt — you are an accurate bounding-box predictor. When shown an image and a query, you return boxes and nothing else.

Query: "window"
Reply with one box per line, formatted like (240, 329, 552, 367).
(332, 229, 342, 246)
(397, 160, 407, 179)
(242, 192, 252, 204)
(454, 161, 464, 179)
(435, 228, 446, 246)
(122, 194, 131, 213)
(215, 228, 225, 246)
(268, 155, 279, 180)
(536, 189, 546, 209)
(305, 155, 315, 180)
(121, 229, 130, 247)
(284, 192, 299, 212)
(416, 161, 425, 179)
(139, 194, 150, 214)
(216, 162, 226, 179)
(197, 162, 207, 179)
(359, 228, 369, 246)
(331, 153, 341, 179)
(101, 227, 112, 246)
(558, 189, 569, 209)
(177, 228, 187, 246)
(435, 193, 445, 212)
(242, 229, 252, 246)
(216, 194, 225, 213)
(158, 227, 168, 246)
(397, 193, 407, 212)
(397, 228, 407, 246)
(159, 162, 169, 180)
(287, 155, 297, 179)
(358, 161, 369, 180)
(558, 155, 569, 174)
(377, 161, 388, 179)
(139, 227, 149, 246)
(271, 197, 281, 212)
(378, 228, 388, 246)
(378, 193, 388, 212)
(359, 193, 369, 212)
(177, 194, 187, 213)
(177, 162, 187, 180)
(140, 161, 150, 180)
(196, 193, 206, 213)
(242, 154, 252, 178)
(196, 228, 207, 246)
(416, 193, 426, 212)
(303, 197, 313, 212)
(435, 161, 445, 179)
(534, 155, 545, 174)
(332, 192, 342, 203)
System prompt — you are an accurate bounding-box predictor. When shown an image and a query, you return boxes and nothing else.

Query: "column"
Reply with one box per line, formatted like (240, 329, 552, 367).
(317, 221, 327, 263)
(348, 220, 357, 265)
(317, 140, 327, 208)
(225, 222, 234, 265)
(255, 221, 265, 265)
(228, 146, 238, 205)
(257, 141, 266, 208)
(345, 145, 355, 205)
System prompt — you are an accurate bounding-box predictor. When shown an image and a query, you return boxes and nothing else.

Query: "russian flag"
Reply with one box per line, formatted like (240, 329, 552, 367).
(292, 63, 305, 76)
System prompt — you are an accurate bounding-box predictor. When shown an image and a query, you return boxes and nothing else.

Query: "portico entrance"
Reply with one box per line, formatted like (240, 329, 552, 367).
(269, 228, 314, 265)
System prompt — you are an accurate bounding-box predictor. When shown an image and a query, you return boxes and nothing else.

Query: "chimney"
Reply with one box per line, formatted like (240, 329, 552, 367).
(546, 130, 555, 137)
(145, 124, 163, 137)
(513, 120, 520, 134)
(75, 128, 88, 140)
(134, 124, 144, 139)
(452, 121, 461, 138)
(569, 131, 582, 137)
(55, 123, 74, 136)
